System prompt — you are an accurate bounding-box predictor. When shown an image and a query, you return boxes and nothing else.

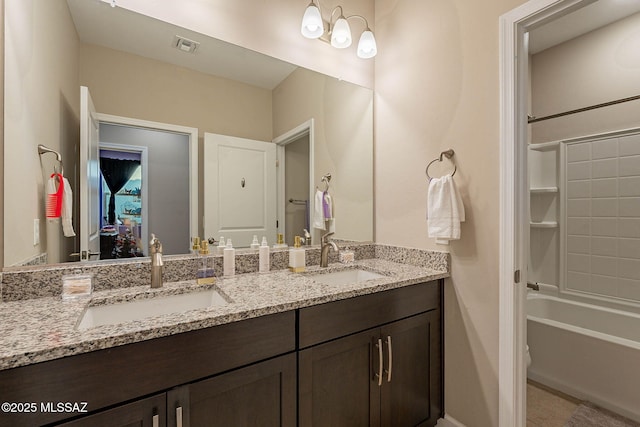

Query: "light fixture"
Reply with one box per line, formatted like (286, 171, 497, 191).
(357, 28, 377, 59)
(301, 1, 324, 38)
(330, 9, 352, 48)
(300, 1, 377, 59)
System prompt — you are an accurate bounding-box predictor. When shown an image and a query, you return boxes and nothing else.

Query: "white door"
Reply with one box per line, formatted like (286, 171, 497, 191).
(80, 86, 101, 260)
(204, 133, 277, 247)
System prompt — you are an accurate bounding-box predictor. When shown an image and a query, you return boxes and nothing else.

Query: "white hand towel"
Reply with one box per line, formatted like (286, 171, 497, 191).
(313, 189, 326, 230)
(427, 174, 465, 245)
(62, 177, 76, 237)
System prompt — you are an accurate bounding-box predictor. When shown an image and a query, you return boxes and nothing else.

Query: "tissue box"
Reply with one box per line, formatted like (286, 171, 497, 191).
(62, 273, 94, 300)
(339, 250, 355, 264)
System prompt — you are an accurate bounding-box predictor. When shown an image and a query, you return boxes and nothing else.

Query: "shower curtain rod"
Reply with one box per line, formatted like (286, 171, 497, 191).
(528, 94, 640, 124)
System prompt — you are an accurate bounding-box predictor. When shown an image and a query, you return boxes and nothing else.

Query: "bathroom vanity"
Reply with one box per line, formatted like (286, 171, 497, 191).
(0, 248, 447, 427)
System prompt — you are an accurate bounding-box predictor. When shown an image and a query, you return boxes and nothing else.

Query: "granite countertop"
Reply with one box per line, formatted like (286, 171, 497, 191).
(0, 259, 448, 371)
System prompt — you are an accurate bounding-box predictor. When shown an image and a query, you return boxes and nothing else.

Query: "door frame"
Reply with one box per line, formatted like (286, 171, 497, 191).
(498, 0, 594, 425)
(99, 142, 149, 256)
(273, 119, 315, 240)
(95, 113, 199, 248)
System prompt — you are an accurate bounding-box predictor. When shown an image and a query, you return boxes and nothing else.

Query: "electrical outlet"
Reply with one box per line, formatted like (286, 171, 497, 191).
(34, 219, 40, 246)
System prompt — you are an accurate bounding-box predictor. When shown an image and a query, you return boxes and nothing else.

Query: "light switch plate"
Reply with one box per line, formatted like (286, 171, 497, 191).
(34, 219, 40, 246)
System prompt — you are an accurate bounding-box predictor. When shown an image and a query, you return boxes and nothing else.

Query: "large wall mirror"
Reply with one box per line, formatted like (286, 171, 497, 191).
(4, 0, 373, 267)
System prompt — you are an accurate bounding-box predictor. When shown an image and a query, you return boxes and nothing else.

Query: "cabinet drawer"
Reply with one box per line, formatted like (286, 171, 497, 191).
(299, 281, 440, 348)
(0, 311, 295, 427)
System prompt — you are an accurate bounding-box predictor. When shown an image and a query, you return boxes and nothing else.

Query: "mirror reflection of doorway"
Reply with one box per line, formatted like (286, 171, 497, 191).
(98, 122, 191, 256)
(284, 134, 310, 247)
(99, 148, 145, 259)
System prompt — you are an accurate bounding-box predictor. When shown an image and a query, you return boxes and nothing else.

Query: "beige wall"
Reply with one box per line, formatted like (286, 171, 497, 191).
(273, 67, 374, 245)
(374, 0, 527, 425)
(4, 0, 80, 266)
(79, 44, 273, 143)
(531, 12, 640, 143)
(112, 0, 375, 89)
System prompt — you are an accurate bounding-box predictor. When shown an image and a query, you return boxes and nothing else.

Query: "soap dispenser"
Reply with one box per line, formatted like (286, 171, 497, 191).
(196, 240, 216, 285)
(259, 236, 270, 273)
(288, 236, 306, 273)
(149, 234, 163, 288)
(273, 233, 288, 249)
(223, 239, 235, 277)
(191, 237, 201, 255)
(250, 235, 260, 250)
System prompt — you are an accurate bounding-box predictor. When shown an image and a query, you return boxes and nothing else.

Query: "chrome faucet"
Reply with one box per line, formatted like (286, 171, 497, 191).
(150, 234, 163, 288)
(320, 232, 338, 267)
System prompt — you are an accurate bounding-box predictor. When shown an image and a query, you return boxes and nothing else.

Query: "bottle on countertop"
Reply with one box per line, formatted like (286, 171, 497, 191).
(223, 239, 235, 277)
(259, 236, 270, 273)
(288, 236, 306, 273)
(196, 240, 216, 285)
(250, 235, 260, 250)
(217, 236, 226, 255)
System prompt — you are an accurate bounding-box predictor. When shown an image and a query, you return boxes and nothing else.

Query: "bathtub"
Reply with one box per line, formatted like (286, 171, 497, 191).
(527, 293, 640, 422)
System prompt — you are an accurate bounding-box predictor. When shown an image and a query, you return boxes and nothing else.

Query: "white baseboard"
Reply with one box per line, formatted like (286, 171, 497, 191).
(436, 414, 467, 427)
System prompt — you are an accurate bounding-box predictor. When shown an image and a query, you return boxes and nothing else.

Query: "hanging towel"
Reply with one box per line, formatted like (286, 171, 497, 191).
(313, 189, 326, 230)
(61, 176, 75, 237)
(427, 174, 465, 245)
(323, 191, 334, 219)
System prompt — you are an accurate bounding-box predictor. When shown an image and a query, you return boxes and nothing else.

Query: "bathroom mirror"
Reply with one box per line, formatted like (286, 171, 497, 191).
(3, 0, 374, 267)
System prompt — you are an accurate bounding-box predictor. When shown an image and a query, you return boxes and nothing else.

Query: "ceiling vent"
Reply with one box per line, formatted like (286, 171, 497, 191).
(173, 36, 200, 54)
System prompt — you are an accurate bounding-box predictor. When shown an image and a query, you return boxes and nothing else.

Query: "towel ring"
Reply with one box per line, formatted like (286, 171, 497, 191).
(425, 149, 456, 180)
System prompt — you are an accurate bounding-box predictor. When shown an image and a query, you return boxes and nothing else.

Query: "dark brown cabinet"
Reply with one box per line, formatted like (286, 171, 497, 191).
(166, 353, 297, 427)
(0, 281, 442, 427)
(57, 394, 166, 427)
(298, 281, 442, 427)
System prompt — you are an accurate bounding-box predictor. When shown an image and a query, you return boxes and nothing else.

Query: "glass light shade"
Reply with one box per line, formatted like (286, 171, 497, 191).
(301, 4, 324, 39)
(331, 17, 352, 48)
(357, 30, 377, 58)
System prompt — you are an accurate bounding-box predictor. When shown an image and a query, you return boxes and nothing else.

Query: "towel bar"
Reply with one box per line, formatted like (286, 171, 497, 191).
(425, 149, 456, 180)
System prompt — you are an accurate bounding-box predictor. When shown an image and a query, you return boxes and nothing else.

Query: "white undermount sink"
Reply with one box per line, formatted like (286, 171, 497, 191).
(77, 288, 228, 330)
(308, 269, 386, 286)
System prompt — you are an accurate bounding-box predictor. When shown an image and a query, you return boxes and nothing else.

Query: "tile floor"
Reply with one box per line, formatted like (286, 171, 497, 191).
(527, 380, 581, 427)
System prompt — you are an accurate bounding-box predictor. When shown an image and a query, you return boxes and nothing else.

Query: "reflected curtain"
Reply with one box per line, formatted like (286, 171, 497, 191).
(100, 158, 140, 224)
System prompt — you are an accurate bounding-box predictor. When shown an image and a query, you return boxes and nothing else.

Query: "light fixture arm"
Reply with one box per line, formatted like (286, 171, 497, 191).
(344, 14, 371, 31)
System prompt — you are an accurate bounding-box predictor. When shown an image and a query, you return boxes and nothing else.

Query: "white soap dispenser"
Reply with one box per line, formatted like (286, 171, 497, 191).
(288, 236, 306, 273)
(223, 239, 235, 277)
(259, 236, 270, 273)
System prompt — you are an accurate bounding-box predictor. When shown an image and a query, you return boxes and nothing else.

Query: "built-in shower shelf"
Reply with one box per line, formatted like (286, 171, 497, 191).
(529, 141, 560, 151)
(530, 187, 558, 193)
(530, 221, 558, 229)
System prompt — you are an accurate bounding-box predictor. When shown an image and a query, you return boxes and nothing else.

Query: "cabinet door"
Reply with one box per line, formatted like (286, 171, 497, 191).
(57, 393, 166, 427)
(167, 353, 296, 427)
(380, 311, 442, 427)
(299, 328, 382, 427)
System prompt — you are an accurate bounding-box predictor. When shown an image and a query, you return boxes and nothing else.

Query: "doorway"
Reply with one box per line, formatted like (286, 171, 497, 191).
(99, 145, 147, 259)
(96, 115, 199, 255)
(500, 0, 640, 425)
(275, 119, 315, 247)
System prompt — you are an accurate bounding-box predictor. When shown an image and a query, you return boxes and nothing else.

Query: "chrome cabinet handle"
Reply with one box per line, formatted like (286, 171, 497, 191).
(385, 335, 393, 383)
(375, 338, 383, 387)
(176, 406, 183, 427)
(152, 414, 159, 427)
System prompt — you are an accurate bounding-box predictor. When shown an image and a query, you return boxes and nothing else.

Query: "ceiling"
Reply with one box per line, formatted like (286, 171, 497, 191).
(529, 0, 640, 54)
(66, 0, 297, 90)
